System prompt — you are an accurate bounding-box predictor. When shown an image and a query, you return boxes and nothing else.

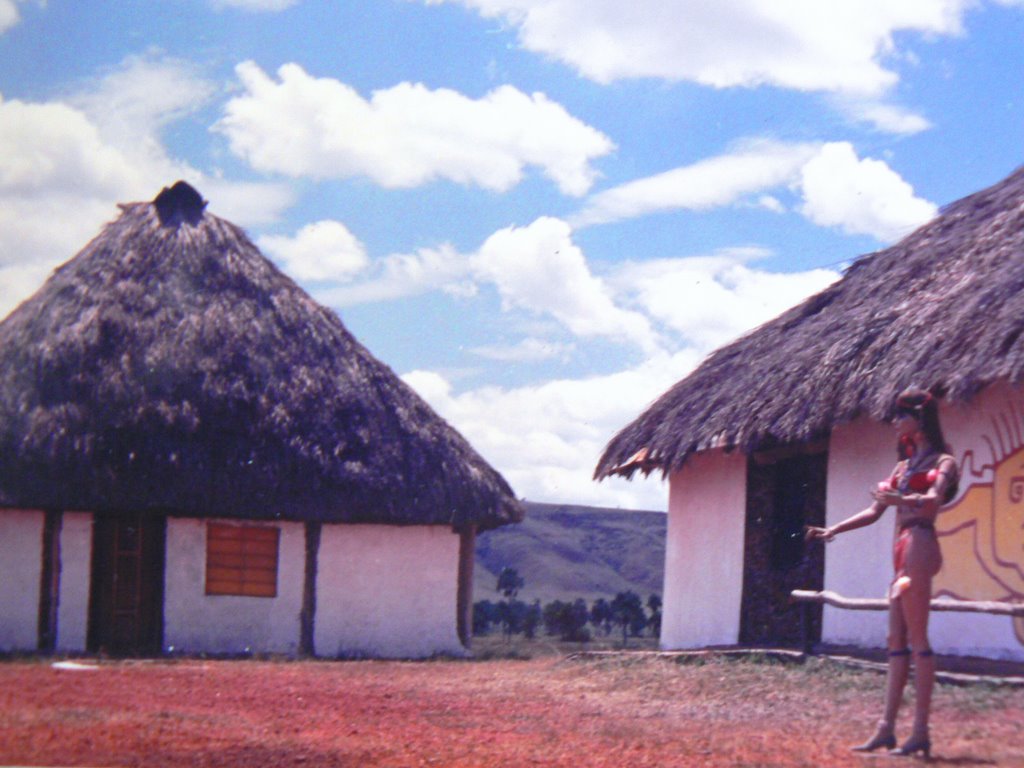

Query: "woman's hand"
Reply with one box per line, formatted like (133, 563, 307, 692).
(871, 486, 902, 506)
(804, 525, 834, 543)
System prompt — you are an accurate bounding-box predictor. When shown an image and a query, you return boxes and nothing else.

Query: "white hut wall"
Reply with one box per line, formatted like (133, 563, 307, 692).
(163, 517, 306, 655)
(56, 512, 92, 652)
(314, 523, 464, 659)
(0, 509, 44, 651)
(821, 418, 899, 648)
(662, 449, 747, 649)
(823, 382, 1024, 661)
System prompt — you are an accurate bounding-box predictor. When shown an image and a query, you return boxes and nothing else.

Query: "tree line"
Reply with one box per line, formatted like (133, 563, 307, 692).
(473, 567, 662, 645)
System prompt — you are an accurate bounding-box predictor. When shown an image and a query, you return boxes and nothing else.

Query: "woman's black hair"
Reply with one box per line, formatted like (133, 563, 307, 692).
(895, 387, 958, 502)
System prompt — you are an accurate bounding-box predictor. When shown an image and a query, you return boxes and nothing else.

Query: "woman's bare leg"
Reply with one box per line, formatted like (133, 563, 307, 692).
(900, 576, 935, 747)
(883, 597, 910, 728)
(854, 598, 909, 751)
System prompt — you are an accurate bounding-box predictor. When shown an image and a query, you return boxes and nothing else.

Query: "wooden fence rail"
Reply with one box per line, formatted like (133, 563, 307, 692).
(790, 589, 1024, 616)
(789, 589, 1024, 653)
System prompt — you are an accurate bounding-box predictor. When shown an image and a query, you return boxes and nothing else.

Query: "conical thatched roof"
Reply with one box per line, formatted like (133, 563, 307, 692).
(596, 165, 1024, 480)
(0, 182, 522, 530)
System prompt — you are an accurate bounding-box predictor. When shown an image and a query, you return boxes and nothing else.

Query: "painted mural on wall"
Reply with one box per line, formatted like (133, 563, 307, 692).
(934, 400, 1024, 645)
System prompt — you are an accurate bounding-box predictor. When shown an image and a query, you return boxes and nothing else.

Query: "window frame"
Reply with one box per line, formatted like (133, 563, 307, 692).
(204, 522, 280, 598)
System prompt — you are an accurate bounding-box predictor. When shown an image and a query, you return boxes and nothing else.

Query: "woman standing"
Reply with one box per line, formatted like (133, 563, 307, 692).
(806, 388, 958, 758)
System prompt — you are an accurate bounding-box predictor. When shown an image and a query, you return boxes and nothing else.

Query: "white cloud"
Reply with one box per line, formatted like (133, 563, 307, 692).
(322, 243, 474, 305)
(0, 1, 20, 34)
(837, 98, 933, 135)
(612, 248, 841, 351)
(217, 61, 613, 195)
(0, 0, 42, 35)
(755, 195, 785, 214)
(431, 0, 968, 96)
(322, 216, 658, 352)
(799, 141, 937, 241)
(0, 55, 295, 319)
(0, 96, 141, 197)
(212, 0, 299, 10)
(69, 54, 216, 149)
(0, 95, 145, 317)
(471, 218, 658, 352)
(402, 355, 692, 509)
(259, 221, 369, 282)
(401, 247, 846, 509)
(572, 139, 935, 244)
(571, 140, 820, 227)
(471, 337, 575, 363)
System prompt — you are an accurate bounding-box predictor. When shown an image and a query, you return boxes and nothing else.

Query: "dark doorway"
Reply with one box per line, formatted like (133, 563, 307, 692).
(739, 449, 827, 648)
(88, 512, 166, 655)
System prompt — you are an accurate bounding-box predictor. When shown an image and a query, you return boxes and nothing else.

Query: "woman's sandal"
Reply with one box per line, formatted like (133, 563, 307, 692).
(850, 722, 896, 753)
(890, 732, 930, 759)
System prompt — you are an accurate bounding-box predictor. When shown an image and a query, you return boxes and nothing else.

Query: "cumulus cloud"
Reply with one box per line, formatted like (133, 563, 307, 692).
(612, 248, 841, 351)
(471, 218, 658, 352)
(321, 243, 474, 306)
(799, 142, 937, 241)
(69, 54, 216, 149)
(259, 221, 369, 282)
(0, 0, 43, 35)
(0, 55, 295, 319)
(573, 139, 936, 243)
(402, 353, 695, 508)
(217, 61, 613, 195)
(325, 217, 658, 352)
(0, 95, 145, 315)
(0, 1, 20, 34)
(571, 140, 820, 227)
(430, 0, 968, 96)
(399, 242, 846, 509)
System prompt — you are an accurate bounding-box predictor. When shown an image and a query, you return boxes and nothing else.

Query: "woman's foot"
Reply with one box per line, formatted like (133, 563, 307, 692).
(851, 722, 896, 752)
(890, 731, 930, 759)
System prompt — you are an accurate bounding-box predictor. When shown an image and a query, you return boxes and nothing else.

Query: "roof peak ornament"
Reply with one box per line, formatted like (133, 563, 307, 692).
(153, 181, 207, 227)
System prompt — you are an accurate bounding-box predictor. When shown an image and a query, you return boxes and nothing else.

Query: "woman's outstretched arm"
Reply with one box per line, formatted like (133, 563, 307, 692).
(805, 501, 886, 542)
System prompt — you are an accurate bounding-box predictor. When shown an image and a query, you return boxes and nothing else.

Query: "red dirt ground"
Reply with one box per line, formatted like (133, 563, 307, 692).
(1, 654, 1022, 767)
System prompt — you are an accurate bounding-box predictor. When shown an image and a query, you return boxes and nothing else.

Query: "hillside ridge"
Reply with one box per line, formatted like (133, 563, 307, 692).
(474, 501, 666, 604)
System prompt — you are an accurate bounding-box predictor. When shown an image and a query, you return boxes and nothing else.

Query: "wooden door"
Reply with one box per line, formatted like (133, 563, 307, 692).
(739, 451, 827, 648)
(88, 512, 165, 655)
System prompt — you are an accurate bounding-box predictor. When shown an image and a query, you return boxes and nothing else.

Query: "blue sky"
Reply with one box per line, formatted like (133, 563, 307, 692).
(1, 0, 1022, 510)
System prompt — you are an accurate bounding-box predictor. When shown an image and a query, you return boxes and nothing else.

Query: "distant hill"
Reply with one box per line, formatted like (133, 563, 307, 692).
(474, 501, 666, 605)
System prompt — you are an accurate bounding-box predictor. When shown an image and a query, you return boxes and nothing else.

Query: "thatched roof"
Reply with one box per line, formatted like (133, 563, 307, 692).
(0, 182, 522, 530)
(596, 164, 1024, 480)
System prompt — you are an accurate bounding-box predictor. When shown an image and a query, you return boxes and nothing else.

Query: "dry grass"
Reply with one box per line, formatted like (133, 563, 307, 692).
(1, 652, 1022, 767)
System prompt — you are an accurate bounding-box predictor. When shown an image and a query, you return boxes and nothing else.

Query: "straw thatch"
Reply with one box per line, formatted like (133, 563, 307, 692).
(596, 165, 1024, 480)
(0, 182, 522, 530)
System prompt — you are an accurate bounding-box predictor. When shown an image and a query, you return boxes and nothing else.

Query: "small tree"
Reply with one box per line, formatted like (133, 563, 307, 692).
(569, 598, 591, 642)
(523, 600, 542, 639)
(496, 567, 524, 600)
(610, 591, 646, 646)
(473, 600, 499, 636)
(590, 598, 612, 636)
(542, 599, 590, 642)
(495, 567, 526, 640)
(647, 594, 663, 638)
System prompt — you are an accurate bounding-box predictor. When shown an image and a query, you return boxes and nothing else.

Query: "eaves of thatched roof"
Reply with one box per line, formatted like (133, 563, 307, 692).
(0, 182, 522, 530)
(596, 164, 1024, 481)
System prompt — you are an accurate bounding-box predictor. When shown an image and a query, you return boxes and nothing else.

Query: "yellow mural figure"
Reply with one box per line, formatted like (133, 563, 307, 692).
(934, 431, 1024, 645)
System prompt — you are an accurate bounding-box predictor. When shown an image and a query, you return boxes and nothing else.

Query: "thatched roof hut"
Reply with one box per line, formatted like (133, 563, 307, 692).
(0, 182, 522, 531)
(596, 165, 1024, 480)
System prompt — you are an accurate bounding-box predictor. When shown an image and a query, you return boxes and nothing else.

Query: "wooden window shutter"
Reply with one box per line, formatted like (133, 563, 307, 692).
(205, 523, 280, 598)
